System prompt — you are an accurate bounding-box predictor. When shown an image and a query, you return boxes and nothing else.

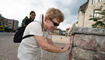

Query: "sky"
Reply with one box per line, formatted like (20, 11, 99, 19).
(0, 0, 87, 30)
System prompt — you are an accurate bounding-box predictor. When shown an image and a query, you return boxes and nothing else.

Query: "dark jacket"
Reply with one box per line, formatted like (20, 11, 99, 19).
(24, 18, 33, 26)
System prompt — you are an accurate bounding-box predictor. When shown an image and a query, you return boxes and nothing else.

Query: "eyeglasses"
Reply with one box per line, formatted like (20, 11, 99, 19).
(50, 18, 59, 26)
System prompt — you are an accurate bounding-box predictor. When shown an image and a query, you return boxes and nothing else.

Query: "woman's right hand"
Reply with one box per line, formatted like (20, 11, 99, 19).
(61, 39, 72, 52)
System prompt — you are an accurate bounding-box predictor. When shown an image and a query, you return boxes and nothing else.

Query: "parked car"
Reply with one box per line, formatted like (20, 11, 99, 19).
(5, 27, 12, 32)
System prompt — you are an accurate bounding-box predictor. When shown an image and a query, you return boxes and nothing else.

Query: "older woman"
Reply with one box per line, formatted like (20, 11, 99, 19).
(18, 8, 71, 60)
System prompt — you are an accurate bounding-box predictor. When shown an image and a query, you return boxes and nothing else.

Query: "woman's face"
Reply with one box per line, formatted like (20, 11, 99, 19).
(46, 18, 60, 32)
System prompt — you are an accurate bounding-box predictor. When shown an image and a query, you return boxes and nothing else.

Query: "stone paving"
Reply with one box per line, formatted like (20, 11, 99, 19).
(0, 32, 19, 60)
(0, 32, 70, 60)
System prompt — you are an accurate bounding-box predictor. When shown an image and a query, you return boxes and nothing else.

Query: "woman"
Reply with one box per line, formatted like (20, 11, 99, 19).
(18, 8, 72, 60)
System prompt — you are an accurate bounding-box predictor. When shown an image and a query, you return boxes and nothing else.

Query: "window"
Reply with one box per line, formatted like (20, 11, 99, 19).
(92, 0, 103, 4)
(92, 0, 98, 4)
(93, 10, 100, 18)
(99, 0, 103, 2)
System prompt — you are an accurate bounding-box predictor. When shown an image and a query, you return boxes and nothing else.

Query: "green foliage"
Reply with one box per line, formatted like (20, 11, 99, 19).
(89, 8, 105, 29)
(21, 16, 28, 27)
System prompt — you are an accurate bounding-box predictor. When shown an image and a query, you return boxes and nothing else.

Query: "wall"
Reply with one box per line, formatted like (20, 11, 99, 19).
(69, 27, 105, 60)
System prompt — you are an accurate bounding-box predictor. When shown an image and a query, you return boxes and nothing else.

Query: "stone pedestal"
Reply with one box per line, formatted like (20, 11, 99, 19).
(69, 27, 105, 60)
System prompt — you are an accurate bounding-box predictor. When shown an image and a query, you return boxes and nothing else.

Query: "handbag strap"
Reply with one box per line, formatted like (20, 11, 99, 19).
(22, 14, 44, 40)
(22, 35, 34, 39)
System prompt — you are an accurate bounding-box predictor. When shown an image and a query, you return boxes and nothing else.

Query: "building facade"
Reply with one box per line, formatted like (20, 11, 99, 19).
(77, 0, 105, 28)
(7, 19, 18, 31)
(0, 14, 18, 31)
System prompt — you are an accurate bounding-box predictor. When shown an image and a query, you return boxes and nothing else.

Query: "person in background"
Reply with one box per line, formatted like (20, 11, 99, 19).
(21, 11, 36, 27)
(18, 8, 72, 60)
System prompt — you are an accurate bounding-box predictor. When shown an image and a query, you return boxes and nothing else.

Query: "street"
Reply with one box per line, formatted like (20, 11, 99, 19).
(0, 32, 69, 60)
(0, 32, 19, 60)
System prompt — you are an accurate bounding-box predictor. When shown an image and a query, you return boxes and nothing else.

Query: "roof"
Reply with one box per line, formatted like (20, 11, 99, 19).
(79, 0, 89, 13)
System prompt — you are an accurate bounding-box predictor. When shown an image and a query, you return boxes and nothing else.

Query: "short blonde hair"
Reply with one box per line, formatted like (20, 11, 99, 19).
(45, 8, 64, 23)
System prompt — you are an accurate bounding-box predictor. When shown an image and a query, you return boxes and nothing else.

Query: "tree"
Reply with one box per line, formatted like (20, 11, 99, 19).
(89, 7, 105, 29)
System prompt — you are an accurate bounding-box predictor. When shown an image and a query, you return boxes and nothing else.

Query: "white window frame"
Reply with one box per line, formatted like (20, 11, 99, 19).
(99, 0, 103, 2)
(92, 0, 103, 4)
(92, 0, 98, 4)
(93, 10, 100, 18)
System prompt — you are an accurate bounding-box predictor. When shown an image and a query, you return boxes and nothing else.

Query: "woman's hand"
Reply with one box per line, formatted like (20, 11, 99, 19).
(61, 39, 72, 52)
